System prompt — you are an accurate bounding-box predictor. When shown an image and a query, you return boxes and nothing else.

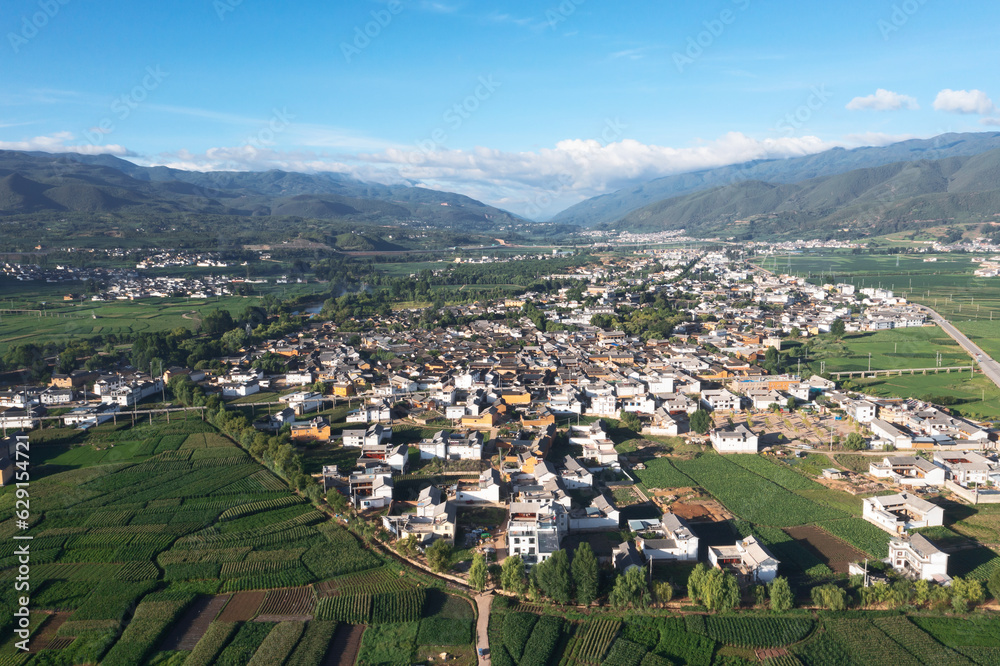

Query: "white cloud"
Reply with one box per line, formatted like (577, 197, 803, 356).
(980, 117, 1000, 126)
(142, 132, 836, 218)
(933, 89, 995, 114)
(846, 89, 919, 111)
(0, 132, 134, 156)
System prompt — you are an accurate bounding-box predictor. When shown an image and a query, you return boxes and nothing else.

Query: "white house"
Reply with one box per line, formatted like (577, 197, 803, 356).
(349, 467, 394, 510)
(746, 389, 784, 411)
(711, 425, 759, 454)
(708, 536, 779, 584)
(558, 456, 594, 489)
(933, 451, 997, 487)
(862, 493, 945, 534)
(507, 500, 568, 566)
(416, 430, 483, 461)
(630, 512, 699, 562)
(701, 389, 741, 412)
(870, 418, 913, 450)
(280, 391, 325, 415)
(455, 468, 503, 504)
(343, 424, 391, 448)
(869, 456, 946, 487)
(568, 492, 620, 532)
(222, 381, 259, 398)
(888, 534, 950, 582)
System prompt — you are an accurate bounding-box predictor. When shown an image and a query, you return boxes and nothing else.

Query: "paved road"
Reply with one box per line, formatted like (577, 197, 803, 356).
(476, 594, 493, 665)
(917, 305, 1000, 390)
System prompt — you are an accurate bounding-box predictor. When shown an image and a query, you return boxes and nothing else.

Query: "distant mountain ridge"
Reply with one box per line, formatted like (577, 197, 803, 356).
(611, 146, 1000, 238)
(0, 151, 524, 230)
(551, 132, 1000, 227)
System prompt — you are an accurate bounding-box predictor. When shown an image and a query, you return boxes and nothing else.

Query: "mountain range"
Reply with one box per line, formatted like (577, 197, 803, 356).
(0, 151, 523, 231)
(4, 132, 1000, 241)
(552, 132, 1000, 232)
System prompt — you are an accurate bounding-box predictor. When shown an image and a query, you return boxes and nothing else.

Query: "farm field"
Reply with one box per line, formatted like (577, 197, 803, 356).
(489, 601, 1000, 666)
(0, 411, 474, 665)
(803, 327, 971, 373)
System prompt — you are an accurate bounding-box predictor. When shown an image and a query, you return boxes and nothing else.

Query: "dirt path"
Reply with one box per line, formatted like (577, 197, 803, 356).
(476, 594, 493, 665)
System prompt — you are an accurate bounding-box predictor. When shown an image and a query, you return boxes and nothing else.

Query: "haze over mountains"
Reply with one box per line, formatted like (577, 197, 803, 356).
(3, 132, 1000, 239)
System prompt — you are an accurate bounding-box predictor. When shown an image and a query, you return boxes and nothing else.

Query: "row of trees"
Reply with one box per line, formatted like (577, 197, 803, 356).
(494, 545, 600, 605)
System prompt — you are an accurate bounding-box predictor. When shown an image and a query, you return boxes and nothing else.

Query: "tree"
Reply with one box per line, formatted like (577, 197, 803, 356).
(468, 553, 488, 592)
(950, 576, 984, 612)
(609, 566, 650, 609)
(811, 583, 847, 611)
(699, 568, 740, 612)
(830, 318, 846, 339)
(426, 538, 452, 573)
(690, 410, 713, 435)
(535, 550, 572, 603)
(619, 410, 642, 432)
(844, 432, 866, 451)
(501, 555, 527, 595)
(769, 577, 793, 612)
(687, 563, 707, 601)
(396, 535, 419, 558)
(785, 397, 797, 412)
(654, 582, 674, 606)
(571, 543, 599, 605)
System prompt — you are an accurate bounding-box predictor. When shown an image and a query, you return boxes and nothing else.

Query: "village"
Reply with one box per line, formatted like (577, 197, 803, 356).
(3, 248, 998, 602)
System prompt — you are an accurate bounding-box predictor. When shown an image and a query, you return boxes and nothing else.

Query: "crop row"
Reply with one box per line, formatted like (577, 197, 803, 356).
(316, 594, 372, 623)
(520, 615, 562, 666)
(221, 565, 316, 592)
(218, 495, 304, 521)
(325, 566, 414, 594)
(372, 589, 426, 624)
(601, 638, 646, 666)
(573, 618, 620, 664)
(873, 616, 973, 666)
(824, 619, 922, 666)
(702, 617, 814, 649)
(246, 620, 305, 666)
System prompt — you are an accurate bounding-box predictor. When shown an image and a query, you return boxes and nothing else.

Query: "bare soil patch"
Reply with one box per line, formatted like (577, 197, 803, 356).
(784, 525, 868, 573)
(160, 594, 231, 651)
(216, 590, 265, 623)
(325, 624, 366, 666)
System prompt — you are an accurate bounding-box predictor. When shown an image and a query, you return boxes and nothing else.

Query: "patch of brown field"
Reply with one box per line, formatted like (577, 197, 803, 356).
(784, 525, 868, 574)
(160, 594, 231, 651)
(216, 590, 265, 623)
(325, 624, 366, 666)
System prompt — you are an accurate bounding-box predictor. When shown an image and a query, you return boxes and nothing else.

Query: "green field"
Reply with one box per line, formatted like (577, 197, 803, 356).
(802, 327, 971, 373)
(490, 600, 1000, 666)
(0, 412, 473, 665)
(756, 251, 1000, 325)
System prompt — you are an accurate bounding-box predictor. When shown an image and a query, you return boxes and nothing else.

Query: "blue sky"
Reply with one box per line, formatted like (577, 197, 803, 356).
(2, 0, 1000, 218)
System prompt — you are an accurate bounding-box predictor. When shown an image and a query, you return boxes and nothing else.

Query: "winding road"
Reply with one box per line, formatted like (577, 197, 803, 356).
(917, 304, 1000, 390)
